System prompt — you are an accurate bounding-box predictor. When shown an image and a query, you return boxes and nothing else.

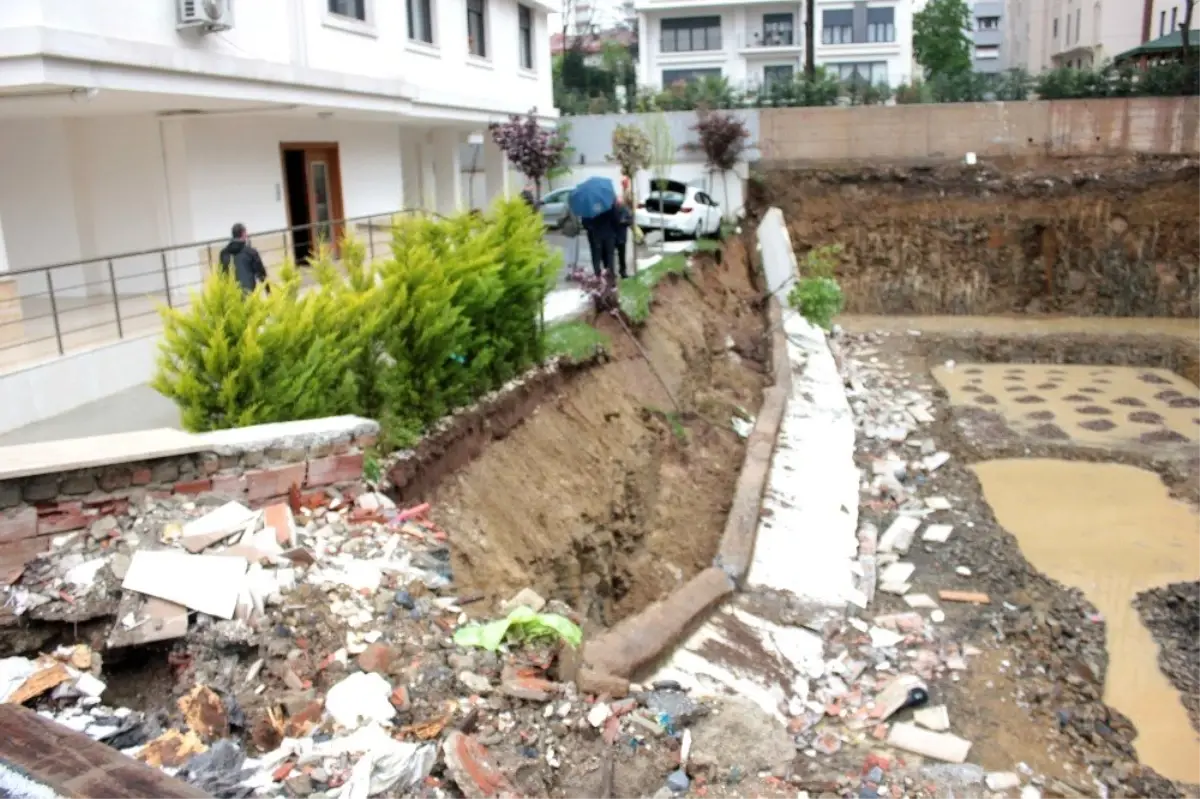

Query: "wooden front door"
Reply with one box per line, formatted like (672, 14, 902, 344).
(280, 143, 345, 260)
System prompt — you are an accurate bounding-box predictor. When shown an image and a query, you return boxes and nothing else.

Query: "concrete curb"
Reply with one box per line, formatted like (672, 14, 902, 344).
(580, 293, 793, 680)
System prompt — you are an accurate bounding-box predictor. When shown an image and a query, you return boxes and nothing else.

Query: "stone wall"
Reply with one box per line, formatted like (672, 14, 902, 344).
(0, 417, 378, 583)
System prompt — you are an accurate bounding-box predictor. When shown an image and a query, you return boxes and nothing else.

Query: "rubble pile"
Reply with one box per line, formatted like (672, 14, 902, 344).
(0, 483, 731, 798)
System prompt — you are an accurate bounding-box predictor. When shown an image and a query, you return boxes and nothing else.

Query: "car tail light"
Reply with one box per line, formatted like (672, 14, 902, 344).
(679, 206, 694, 214)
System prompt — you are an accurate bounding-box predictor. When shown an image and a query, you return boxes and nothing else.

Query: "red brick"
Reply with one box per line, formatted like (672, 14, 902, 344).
(0, 537, 51, 584)
(83, 497, 128, 516)
(263, 503, 296, 547)
(245, 464, 307, 502)
(355, 643, 394, 674)
(305, 453, 364, 488)
(0, 507, 37, 543)
(130, 468, 152, 486)
(37, 505, 89, 536)
(211, 474, 247, 498)
(35, 501, 81, 517)
(174, 479, 213, 495)
(441, 732, 517, 799)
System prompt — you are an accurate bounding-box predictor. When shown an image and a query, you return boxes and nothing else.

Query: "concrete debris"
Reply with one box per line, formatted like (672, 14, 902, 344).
(921, 523, 954, 543)
(986, 771, 1022, 790)
(878, 516, 920, 554)
(913, 704, 951, 732)
(887, 722, 972, 763)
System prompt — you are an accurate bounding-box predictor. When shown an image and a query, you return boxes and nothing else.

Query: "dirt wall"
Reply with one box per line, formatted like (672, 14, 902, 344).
(755, 158, 1200, 318)
(422, 243, 768, 628)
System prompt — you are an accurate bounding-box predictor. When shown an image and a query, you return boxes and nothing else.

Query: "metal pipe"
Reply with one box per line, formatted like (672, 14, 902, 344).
(46, 271, 63, 356)
(107, 260, 124, 339)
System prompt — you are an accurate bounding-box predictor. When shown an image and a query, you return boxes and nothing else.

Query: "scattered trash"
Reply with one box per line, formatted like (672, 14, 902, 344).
(453, 605, 582, 651)
(326, 672, 397, 729)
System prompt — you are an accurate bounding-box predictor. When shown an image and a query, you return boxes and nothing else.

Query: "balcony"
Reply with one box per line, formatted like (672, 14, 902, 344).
(739, 29, 803, 53)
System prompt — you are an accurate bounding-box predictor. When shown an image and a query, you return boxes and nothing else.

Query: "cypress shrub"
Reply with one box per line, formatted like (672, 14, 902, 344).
(153, 198, 554, 444)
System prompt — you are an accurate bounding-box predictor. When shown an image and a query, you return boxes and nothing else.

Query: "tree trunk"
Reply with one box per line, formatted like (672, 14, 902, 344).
(805, 0, 816, 80)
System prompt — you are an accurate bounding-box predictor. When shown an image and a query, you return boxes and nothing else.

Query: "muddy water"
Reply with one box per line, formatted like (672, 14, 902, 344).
(974, 459, 1200, 784)
(839, 314, 1200, 339)
(934, 364, 1200, 450)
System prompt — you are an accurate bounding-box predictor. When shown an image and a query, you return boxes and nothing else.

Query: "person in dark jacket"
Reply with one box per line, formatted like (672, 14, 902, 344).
(581, 207, 618, 282)
(218, 223, 267, 293)
(613, 194, 632, 279)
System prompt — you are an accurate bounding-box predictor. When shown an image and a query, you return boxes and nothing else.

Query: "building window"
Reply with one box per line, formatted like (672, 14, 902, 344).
(1171, 6, 1178, 32)
(467, 0, 487, 57)
(976, 15, 1000, 30)
(761, 13, 795, 46)
(660, 16, 722, 52)
(662, 67, 722, 85)
(975, 44, 1000, 58)
(1065, 13, 1071, 42)
(763, 64, 795, 87)
(831, 61, 888, 84)
(518, 5, 534, 68)
(408, 0, 433, 43)
(328, 0, 367, 20)
(867, 7, 895, 42)
(1053, 17, 1059, 37)
(821, 9, 853, 43)
(1074, 8, 1080, 41)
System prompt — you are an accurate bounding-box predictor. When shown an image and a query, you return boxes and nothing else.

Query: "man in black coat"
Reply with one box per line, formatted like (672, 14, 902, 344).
(218, 223, 267, 293)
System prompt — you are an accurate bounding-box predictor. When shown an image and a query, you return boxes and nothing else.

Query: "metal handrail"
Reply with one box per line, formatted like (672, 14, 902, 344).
(0, 209, 424, 368)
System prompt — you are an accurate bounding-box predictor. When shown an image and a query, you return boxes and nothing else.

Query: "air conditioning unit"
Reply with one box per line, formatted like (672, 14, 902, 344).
(177, 0, 234, 33)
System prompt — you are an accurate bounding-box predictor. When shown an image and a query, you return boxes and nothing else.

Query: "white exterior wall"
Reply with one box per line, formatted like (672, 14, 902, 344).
(1149, 0, 1200, 38)
(636, 0, 914, 90)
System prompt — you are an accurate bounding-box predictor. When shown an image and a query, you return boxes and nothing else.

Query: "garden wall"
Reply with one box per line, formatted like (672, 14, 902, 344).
(758, 97, 1200, 163)
(560, 97, 1199, 172)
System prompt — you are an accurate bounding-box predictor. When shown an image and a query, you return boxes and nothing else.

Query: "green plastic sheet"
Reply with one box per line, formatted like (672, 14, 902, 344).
(453, 605, 583, 651)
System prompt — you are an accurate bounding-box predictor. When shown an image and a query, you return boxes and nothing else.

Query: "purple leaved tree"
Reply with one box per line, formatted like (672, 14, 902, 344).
(488, 109, 566, 202)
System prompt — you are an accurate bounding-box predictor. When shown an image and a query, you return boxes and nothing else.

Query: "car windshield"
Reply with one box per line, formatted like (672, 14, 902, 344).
(647, 191, 686, 204)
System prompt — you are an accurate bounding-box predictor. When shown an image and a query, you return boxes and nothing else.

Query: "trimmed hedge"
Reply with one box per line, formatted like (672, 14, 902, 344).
(153, 199, 557, 446)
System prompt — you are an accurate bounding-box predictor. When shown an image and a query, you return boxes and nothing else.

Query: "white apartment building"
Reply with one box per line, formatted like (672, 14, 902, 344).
(1146, 0, 1200, 41)
(0, 0, 555, 306)
(1006, 0, 1142, 72)
(634, 0, 916, 91)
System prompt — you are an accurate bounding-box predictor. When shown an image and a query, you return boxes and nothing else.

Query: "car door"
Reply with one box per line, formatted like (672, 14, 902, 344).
(540, 189, 569, 227)
(695, 192, 719, 235)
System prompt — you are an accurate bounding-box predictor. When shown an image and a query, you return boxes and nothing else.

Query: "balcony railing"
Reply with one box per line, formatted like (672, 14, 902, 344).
(741, 29, 799, 49)
(0, 211, 419, 375)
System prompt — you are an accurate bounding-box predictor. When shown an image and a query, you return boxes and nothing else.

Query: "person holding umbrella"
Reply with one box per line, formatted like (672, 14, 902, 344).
(569, 177, 619, 283)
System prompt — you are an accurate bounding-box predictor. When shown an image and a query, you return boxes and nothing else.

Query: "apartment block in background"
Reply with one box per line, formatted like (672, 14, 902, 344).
(973, 0, 1005, 71)
(635, 0, 916, 89)
(1005, 0, 1143, 72)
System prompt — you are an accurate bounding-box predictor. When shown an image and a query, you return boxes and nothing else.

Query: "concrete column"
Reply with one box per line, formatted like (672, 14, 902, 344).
(420, 138, 437, 212)
(400, 132, 424, 210)
(157, 118, 198, 298)
(433, 130, 463, 216)
(483, 137, 510, 207)
(63, 118, 100, 298)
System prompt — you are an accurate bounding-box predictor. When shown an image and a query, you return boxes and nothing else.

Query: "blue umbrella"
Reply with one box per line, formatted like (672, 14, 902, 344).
(568, 177, 616, 220)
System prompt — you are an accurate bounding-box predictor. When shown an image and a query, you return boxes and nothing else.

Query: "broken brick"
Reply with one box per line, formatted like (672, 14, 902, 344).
(174, 479, 212, 495)
(390, 685, 411, 712)
(36, 504, 89, 535)
(305, 453, 365, 488)
(0, 507, 37, 542)
(355, 642, 394, 675)
(130, 467, 153, 486)
(263, 503, 296, 547)
(441, 731, 520, 799)
(245, 464, 307, 502)
(499, 671, 560, 702)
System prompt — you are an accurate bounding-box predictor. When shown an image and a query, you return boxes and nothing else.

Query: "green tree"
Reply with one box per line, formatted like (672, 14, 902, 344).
(913, 0, 972, 79)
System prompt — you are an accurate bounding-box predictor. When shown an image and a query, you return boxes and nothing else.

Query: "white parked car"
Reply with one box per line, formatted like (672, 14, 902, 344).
(634, 180, 722, 239)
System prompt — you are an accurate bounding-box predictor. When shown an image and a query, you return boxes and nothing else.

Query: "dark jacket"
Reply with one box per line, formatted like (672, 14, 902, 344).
(614, 203, 633, 229)
(218, 239, 267, 293)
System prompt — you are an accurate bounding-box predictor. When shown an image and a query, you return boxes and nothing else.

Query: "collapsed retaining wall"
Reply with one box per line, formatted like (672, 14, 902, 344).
(0, 417, 377, 584)
(580, 226, 794, 680)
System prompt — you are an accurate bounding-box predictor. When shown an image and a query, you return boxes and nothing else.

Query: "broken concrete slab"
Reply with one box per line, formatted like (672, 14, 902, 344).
(887, 722, 972, 763)
(122, 550, 248, 620)
(903, 593, 939, 609)
(879, 561, 915, 585)
(921, 524, 954, 543)
(179, 501, 257, 554)
(108, 594, 190, 648)
(913, 704, 951, 732)
(879, 516, 921, 554)
(986, 771, 1021, 791)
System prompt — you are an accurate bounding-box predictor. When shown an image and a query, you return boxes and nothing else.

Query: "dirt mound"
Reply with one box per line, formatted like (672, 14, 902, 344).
(1135, 581, 1200, 735)
(750, 158, 1199, 318)
(429, 244, 767, 627)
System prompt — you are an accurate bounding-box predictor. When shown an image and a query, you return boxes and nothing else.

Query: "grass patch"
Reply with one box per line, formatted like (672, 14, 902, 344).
(693, 238, 722, 253)
(543, 320, 610, 362)
(619, 253, 689, 323)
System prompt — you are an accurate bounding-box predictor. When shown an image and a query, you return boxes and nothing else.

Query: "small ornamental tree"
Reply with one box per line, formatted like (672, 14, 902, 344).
(685, 110, 751, 221)
(608, 124, 651, 200)
(489, 108, 567, 201)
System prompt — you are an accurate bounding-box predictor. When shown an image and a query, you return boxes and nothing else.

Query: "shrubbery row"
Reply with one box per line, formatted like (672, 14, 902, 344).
(153, 199, 558, 447)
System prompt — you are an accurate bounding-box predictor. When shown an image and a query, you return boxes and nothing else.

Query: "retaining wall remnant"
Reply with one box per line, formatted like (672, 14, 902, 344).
(0, 416, 378, 583)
